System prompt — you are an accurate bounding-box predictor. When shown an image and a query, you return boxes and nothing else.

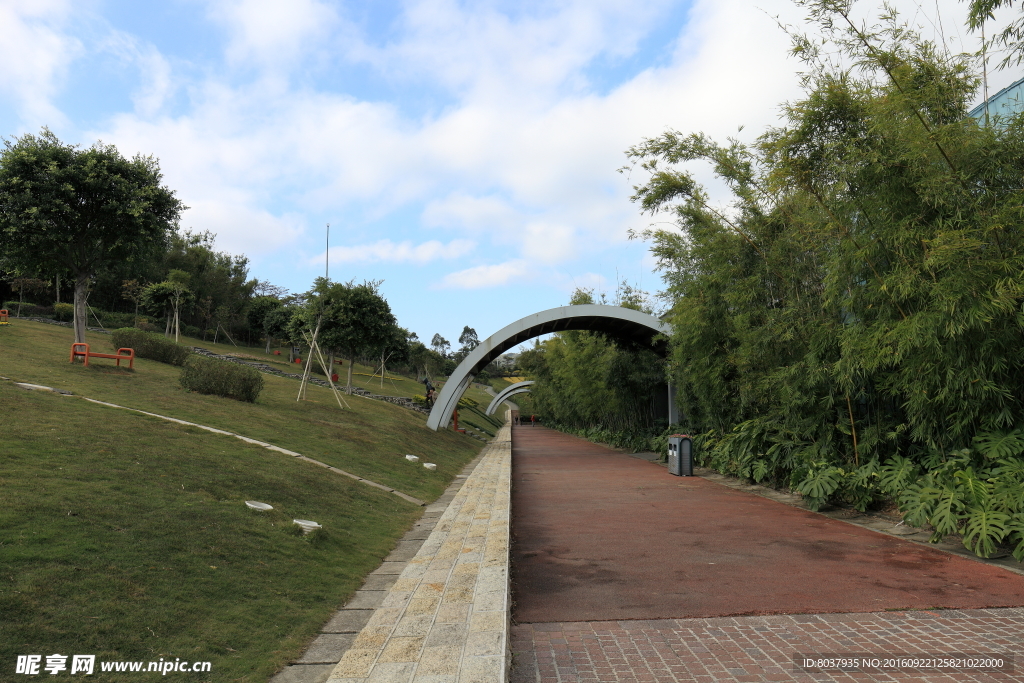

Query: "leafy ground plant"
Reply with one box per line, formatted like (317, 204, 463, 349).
(899, 433, 1024, 560)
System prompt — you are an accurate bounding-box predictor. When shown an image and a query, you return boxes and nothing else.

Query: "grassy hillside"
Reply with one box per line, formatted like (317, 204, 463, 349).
(1, 321, 479, 501)
(0, 320, 483, 681)
(164, 333, 504, 409)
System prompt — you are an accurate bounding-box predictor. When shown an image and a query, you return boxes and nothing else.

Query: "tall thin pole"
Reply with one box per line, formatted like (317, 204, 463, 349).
(326, 223, 330, 281)
(982, 22, 991, 127)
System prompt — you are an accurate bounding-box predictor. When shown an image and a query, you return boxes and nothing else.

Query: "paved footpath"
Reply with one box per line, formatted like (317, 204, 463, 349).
(509, 426, 1024, 682)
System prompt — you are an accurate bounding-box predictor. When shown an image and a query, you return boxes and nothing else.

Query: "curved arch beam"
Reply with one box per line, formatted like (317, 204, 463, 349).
(485, 381, 534, 415)
(427, 304, 671, 430)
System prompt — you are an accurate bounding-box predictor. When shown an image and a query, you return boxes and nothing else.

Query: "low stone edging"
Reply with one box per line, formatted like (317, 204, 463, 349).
(327, 423, 512, 683)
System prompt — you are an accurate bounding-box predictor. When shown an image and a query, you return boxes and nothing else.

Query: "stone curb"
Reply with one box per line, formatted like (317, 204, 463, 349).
(321, 423, 512, 683)
(271, 443, 498, 683)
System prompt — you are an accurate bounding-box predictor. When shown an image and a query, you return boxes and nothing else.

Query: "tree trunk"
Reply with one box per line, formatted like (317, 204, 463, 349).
(328, 352, 334, 376)
(55, 274, 60, 304)
(164, 308, 171, 337)
(173, 303, 180, 342)
(73, 273, 89, 344)
(346, 357, 354, 394)
(265, 333, 272, 354)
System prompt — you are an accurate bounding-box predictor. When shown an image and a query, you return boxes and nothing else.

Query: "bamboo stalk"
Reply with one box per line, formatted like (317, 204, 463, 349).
(846, 393, 860, 467)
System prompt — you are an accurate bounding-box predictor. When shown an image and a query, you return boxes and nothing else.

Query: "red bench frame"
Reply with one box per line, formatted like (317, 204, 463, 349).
(70, 343, 135, 369)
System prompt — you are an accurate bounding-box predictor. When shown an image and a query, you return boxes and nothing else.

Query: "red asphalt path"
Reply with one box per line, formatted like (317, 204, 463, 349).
(510, 426, 1024, 623)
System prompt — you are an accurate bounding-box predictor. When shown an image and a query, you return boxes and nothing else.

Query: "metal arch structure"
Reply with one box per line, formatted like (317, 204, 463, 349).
(426, 304, 676, 430)
(485, 380, 534, 415)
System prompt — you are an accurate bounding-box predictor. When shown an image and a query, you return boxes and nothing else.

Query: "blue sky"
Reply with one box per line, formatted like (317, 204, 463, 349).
(1, 0, 1012, 349)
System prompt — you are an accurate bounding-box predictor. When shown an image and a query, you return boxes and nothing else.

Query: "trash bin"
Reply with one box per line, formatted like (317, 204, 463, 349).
(667, 434, 693, 476)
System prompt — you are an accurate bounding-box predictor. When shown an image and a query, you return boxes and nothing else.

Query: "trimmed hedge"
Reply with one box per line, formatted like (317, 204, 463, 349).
(96, 311, 139, 328)
(179, 355, 264, 403)
(110, 328, 192, 366)
(53, 303, 74, 322)
(3, 301, 53, 317)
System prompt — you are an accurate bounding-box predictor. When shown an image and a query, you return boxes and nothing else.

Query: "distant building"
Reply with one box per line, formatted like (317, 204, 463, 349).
(969, 75, 1024, 121)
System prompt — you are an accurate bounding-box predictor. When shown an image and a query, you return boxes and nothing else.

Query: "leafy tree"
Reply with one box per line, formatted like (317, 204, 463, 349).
(453, 326, 481, 365)
(163, 230, 256, 338)
(252, 279, 289, 299)
(430, 333, 450, 357)
(458, 326, 479, 350)
(384, 326, 413, 368)
(407, 341, 431, 380)
(247, 296, 292, 353)
(164, 269, 192, 342)
(292, 278, 398, 393)
(8, 277, 49, 316)
(121, 279, 146, 327)
(141, 281, 178, 337)
(0, 129, 183, 342)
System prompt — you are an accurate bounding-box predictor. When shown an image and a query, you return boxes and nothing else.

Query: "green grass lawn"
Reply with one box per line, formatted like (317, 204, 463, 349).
(168, 329, 514, 427)
(1, 321, 479, 502)
(170, 332, 505, 408)
(0, 320, 485, 682)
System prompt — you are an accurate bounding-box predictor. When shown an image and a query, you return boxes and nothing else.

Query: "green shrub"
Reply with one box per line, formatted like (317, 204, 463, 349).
(53, 303, 74, 322)
(2, 301, 53, 317)
(110, 328, 192, 366)
(179, 355, 264, 403)
(96, 310, 138, 328)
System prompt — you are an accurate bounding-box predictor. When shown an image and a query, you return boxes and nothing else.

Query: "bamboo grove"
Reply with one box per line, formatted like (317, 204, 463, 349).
(517, 286, 669, 452)
(620, 1, 1024, 559)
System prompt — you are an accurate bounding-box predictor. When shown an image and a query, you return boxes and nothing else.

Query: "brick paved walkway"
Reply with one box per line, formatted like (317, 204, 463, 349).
(511, 427, 1024, 623)
(511, 608, 1024, 682)
(510, 426, 1024, 682)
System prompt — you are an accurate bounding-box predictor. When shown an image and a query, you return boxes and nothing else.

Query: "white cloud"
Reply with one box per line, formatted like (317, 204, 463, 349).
(422, 193, 522, 233)
(184, 199, 305, 256)
(438, 260, 534, 289)
(59, 0, 1008, 288)
(0, 0, 81, 126)
(206, 0, 339, 69)
(99, 30, 176, 117)
(85, 0, 809, 269)
(318, 238, 475, 265)
(353, 0, 677, 102)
